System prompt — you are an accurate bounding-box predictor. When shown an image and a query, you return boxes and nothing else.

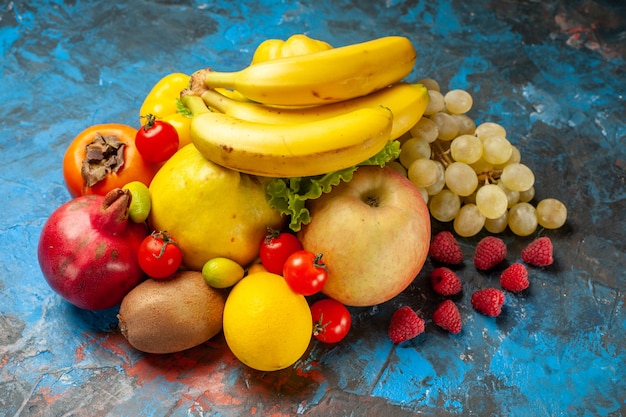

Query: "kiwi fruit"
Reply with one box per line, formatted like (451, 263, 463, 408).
(118, 270, 225, 354)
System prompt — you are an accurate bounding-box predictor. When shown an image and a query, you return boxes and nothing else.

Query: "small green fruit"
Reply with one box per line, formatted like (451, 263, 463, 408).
(202, 257, 245, 288)
(122, 181, 151, 223)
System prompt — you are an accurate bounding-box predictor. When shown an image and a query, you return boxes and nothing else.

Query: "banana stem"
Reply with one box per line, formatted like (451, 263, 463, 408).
(201, 89, 232, 113)
(180, 92, 211, 117)
(203, 70, 237, 90)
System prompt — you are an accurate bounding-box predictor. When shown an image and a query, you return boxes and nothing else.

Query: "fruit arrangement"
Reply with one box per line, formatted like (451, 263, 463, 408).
(36, 34, 566, 372)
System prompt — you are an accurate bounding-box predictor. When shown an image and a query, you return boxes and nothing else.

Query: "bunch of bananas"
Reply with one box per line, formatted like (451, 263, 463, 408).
(185, 35, 429, 178)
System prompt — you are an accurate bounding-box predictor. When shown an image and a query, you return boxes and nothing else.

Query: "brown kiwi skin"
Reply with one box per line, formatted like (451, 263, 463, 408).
(118, 270, 226, 354)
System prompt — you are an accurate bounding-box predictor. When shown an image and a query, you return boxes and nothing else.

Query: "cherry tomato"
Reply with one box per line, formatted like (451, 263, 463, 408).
(135, 114, 180, 162)
(63, 124, 161, 198)
(139, 73, 192, 149)
(310, 298, 352, 343)
(282, 250, 327, 296)
(138, 231, 183, 279)
(259, 228, 303, 275)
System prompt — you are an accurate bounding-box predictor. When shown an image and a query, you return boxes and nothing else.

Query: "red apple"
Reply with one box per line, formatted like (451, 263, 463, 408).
(298, 165, 431, 306)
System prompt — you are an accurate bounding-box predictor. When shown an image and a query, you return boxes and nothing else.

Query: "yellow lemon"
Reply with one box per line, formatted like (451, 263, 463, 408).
(202, 257, 245, 289)
(223, 271, 312, 371)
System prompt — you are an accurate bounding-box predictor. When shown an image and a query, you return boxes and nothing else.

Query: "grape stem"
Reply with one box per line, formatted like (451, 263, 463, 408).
(431, 141, 453, 167)
(477, 169, 503, 185)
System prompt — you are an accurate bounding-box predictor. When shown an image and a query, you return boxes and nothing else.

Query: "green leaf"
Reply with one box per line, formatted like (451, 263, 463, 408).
(176, 97, 193, 117)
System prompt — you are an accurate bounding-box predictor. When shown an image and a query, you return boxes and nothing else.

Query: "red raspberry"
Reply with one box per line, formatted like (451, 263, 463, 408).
(388, 306, 425, 344)
(474, 236, 507, 270)
(432, 300, 462, 334)
(521, 236, 553, 267)
(429, 231, 463, 264)
(500, 263, 530, 292)
(430, 267, 462, 296)
(471, 288, 505, 317)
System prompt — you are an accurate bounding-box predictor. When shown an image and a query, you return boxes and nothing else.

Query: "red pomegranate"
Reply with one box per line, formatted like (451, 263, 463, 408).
(38, 188, 148, 310)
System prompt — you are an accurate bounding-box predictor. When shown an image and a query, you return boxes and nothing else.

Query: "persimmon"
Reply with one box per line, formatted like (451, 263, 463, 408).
(63, 123, 160, 197)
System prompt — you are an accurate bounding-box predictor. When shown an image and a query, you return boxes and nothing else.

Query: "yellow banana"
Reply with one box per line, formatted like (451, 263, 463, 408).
(214, 88, 249, 102)
(201, 82, 428, 140)
(251, 34, 333, 64)
(195, 36, 416, 106)
(183, 95, 393, 178)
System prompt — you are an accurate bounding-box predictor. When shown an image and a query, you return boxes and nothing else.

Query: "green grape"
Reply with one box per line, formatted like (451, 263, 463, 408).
(450, 114, 476, 136)
(408, 158, 439, 188)
(417, 78, 440, 92)
(482, 135, 512, 164)
(475, 122, 506, 140)
(386, 160, 407, 177)
(429, 189, 461, 222)
(463, 191, 477, 205)
(399, 137, 432, 168)
(496, 181, 520, 208)
(450, 134, 483, 164)
(424, 161, 446, 195)
(500, 163, 535, 191)
(424, 90, 445, 115)
(484, 212, 508, 234)
(396, 131, 412, 144)
(417, 186, 429, 204)
(536, 198, 567, 229)
(430, 112, 459, 141)
(509, 146, 521, 164)
(445, 162, 478, 196)
(444, 89, 473, 114)
(508, 202, 538, 236)
(519, 186, 535, 203)
(475, 184, 508, 219)
(495, 145, 521, 169)
(470, 158, 494, 176)
(409, 117, 439, 143)
(409, 78, 553, 236)
(453, 203, 485, 237)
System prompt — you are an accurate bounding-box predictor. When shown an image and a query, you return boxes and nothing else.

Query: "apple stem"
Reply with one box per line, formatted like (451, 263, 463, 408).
(364, 195, 380, 207)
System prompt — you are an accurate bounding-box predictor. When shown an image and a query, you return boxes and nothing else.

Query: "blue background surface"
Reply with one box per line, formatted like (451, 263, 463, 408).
(1, 1, 625, 416)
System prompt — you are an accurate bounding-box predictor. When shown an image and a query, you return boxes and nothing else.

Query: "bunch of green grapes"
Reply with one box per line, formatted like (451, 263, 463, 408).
(390, 79, 567, 237)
